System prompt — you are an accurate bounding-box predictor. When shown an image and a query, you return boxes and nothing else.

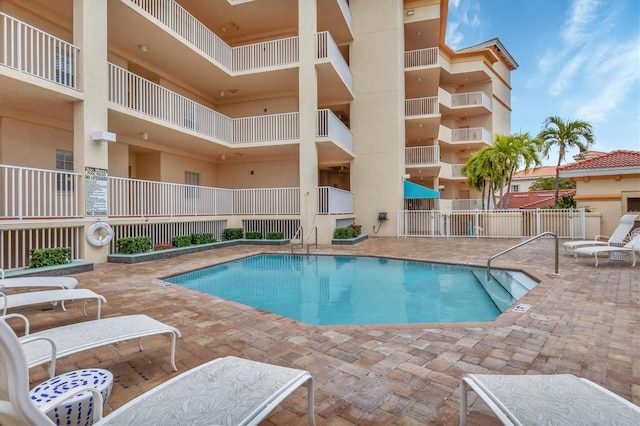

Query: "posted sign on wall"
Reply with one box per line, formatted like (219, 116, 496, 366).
(85, 167, 108, 216)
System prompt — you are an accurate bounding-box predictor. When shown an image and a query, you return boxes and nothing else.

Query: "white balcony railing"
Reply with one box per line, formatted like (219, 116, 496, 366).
(317, 109, 353, 151)
(128, 0, 298, 72)
(0, 165, 80, 219)
(317, 187, 354, 214)
(405, 146, 440, 165)
(404, 47, 439, 68)
(439, 163, 466, 179)
(337, 0, 353, 29)
(108, 63, 299, 144)
(452, 127, 492, 143)
(451, 91, 492, 109)
(316, 31, 353, 90)
(405, 97, 439, 116)
(109, 177, 300, 217)
(0, 12, 79, 89)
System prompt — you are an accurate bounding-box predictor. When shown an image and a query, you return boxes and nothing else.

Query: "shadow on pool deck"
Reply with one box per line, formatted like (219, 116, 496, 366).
(15, 237, 640, 425)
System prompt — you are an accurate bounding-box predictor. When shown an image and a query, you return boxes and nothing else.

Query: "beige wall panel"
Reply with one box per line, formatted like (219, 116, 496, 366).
(216, 159, 299, 189)
(159, 153, 216, 186)
(1, 118, 72, 169)
(217, 97, 299, 118)
(2, 2, 72, 43)
(135, 152, 161, 181)
(107, 143, 130, 178)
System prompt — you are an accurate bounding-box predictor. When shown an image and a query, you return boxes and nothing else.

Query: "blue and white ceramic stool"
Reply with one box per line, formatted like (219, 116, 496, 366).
(30, 368, 113, 426)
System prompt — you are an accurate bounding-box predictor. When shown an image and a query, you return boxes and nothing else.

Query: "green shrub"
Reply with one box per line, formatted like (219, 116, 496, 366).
(245, 231, 262, 240)
(191, 233, 214, 245)
(171, 235, 192, 248)
(29, 247, 72, 268)
(333, 227, 354, 239)
(222, 228, 243, 241)
(116, 236, 152, 254)
(266, 232, 284, 240)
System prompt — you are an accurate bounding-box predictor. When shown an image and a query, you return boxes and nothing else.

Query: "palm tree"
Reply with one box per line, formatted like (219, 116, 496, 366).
(462, 145, 508, 210)
(497, 132, 542, 209)
(462, 151, 488, 209)
(538, 116, 595, 202)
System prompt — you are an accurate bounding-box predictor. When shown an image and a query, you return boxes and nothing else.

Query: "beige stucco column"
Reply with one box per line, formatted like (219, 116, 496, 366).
(298, 0, 319, 235)
(73, 0, 111, 263)
(350, 0, 405, 236)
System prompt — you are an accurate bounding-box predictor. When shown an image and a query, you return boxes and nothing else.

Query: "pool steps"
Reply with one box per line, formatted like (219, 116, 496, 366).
(471, 269, 538, 313)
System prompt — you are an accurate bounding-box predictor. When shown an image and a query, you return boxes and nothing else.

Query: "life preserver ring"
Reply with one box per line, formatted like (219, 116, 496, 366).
(86, 221, 114, 247)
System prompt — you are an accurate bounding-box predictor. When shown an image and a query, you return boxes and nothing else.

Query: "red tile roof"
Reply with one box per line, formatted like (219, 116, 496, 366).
(558, 150, 640, 171)
(497, 189, 576, 209)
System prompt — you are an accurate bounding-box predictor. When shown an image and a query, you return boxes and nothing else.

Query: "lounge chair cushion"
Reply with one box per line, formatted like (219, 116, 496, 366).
(0, 288, 105, 317)
(96, 356, 315, 426)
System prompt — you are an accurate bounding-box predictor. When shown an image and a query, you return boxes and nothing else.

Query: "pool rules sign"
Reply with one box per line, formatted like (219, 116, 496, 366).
(85, 167, 108, 216)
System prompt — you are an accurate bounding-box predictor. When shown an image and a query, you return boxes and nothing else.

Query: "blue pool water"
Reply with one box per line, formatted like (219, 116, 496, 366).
(164, 254, 522, 326)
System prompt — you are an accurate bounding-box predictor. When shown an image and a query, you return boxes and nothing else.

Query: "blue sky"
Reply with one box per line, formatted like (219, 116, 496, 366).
(446, 0, 640, 165)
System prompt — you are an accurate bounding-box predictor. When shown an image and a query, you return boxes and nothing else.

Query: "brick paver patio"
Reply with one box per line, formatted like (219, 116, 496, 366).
(10, 237, 639, 425)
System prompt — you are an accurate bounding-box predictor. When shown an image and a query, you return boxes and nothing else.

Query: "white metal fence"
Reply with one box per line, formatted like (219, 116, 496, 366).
(406, 146, 439, 165)
(451, 91, 491, 109)
(0, 12, 79, 89)
(0, 226, 81, 270)
(398, 208, 586, 238)
(233, 188, 300, 215)
(0, 165, 80, 219)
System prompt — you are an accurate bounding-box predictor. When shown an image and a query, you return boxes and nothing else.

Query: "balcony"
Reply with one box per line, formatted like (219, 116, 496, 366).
(404, 47, 439, 68)
(439, 88, 492, 117)
(438, 126, 491, 147)
(0, 12, 79, 90)
(438, 163, 466, 180)
(126, 0, 299, 73)
(315, 31, 353, 103)
(405, 146, 440, 166)
(317, 187, 354, 214)
(405, 96, 439, 117)
(316, 109, 354, 164)
(108, 63, 299, 144)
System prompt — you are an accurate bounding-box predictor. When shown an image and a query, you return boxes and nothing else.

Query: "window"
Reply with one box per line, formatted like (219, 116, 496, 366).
(56, 150, 74, 192)
(628, 197, 640, 212)
(185, 171, 200, 198)
(511, 184, 520, 193)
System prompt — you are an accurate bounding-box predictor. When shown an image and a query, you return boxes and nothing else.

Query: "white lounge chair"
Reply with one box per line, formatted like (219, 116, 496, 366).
(2, 313, 181, 378)
(460, 373, 640, 426)
(0, 318, 316, 426)
(0, 268, 78, 290)
(0, 288, 105, 317)
(563, 213, 638, 253)
(574, 233, 640, 266)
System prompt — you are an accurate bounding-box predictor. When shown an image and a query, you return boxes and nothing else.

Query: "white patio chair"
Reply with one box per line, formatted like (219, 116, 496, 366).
(0, 318, 316, 426)
(0, 288, 105, 317)
(563, 213, 638, 253)
(460, 373, 640, 425)
(0, 268, 78, 290)
(573, 232, 640, 266)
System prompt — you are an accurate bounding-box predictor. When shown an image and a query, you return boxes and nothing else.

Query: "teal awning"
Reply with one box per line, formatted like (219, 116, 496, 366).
(404, 180, 440, 199)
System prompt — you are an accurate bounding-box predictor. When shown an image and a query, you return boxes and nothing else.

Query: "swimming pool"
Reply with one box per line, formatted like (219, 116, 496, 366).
(164, 254, 537, 326)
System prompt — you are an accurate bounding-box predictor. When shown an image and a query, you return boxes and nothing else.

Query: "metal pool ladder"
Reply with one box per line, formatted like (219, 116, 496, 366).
(290, 225, 303, 254)
(486, 232, 559, 281)
(307, 226, 317, 254)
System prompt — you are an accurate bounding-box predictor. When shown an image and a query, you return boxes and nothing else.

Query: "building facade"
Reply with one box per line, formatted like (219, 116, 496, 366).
(0, 0, 516, 268)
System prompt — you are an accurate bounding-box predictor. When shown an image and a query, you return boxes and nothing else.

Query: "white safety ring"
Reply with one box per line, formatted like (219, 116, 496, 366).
(86, 221, 114, 247)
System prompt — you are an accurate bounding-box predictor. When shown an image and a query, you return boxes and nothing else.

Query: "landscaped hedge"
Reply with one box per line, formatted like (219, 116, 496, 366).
(222, 228, 243, 241)
(333, 227, 355, 239)
(116, 236, 152, 254)
(171, 235, 192, 248)
(266, 232, 284, 240)
(191, 233, 214, 244)
(29, 247, 72, 268)
(245, 231, 262, 240)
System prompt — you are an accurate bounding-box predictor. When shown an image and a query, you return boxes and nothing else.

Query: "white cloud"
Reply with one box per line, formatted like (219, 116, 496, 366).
(562, 0, 601, 46)
(548, 53, 586, 97)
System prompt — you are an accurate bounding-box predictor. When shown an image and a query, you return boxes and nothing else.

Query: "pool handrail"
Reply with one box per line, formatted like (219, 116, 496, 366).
(291, 225, 304, 254)
(487, 232, 558, 281)
(307, 226, 317, 254)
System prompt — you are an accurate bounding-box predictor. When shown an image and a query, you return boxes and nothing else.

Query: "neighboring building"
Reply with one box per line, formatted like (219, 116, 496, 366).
(497, 189, 576, 209)
(507, 166, 558, 194)
(558, 150, 640, 235)
(0, 0, 516, 268)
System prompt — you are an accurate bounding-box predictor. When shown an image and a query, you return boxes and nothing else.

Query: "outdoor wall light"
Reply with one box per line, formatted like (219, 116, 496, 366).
(91, 131, 116, 143)
(406, 9, 415, 16)
(140, 44, 148, 54)
(373, 212, 388, 234)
